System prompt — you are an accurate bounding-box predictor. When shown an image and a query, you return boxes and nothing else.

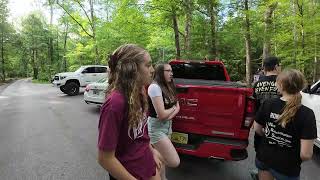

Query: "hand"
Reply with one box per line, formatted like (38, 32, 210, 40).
(151, 148, 163, 171)
(171, 105, 176, 113)
(175, 101, 180, 112)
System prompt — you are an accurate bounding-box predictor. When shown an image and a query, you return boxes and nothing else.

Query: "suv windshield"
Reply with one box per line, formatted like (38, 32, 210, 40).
(74, 66, 85, 74)
(171, 63, 226, 81)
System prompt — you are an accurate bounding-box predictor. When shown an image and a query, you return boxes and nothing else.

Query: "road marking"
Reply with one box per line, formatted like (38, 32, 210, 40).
(0, 96, 9, 99)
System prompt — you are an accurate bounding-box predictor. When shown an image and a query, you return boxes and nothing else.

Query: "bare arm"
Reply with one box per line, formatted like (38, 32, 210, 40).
(167, 101, 180, 120)
(300, 139, 315, 161)
(98, 150, 137, 180)
(151, 96, 176, 121)
(253, 121, 264, 136)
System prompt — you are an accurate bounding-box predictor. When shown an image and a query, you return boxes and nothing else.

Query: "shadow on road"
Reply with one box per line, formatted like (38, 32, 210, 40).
(56, 92, 85, 98)
(168, 154, 245, 180)
(87, 106, 101, 114)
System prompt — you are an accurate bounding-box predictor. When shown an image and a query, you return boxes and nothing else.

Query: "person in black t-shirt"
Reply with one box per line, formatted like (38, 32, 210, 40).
(254, 69, 317, 180)
(253, 56, 282, 149)
(250, 56, 281, 180)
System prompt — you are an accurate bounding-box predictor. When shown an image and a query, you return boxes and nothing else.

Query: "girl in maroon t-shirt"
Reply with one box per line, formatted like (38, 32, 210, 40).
(97, 44, 162, 180)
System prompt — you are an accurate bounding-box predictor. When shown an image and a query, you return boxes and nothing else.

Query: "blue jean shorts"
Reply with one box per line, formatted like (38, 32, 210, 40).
(255, 158, 300, 180)
(148, 117, 172, 144)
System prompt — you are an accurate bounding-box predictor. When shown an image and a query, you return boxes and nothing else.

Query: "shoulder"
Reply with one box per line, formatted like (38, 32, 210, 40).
(297, 105, 315, 117)
(148, 83, 161, 91)
(148, 83, 162, 96)
(103, 90, 127, 111)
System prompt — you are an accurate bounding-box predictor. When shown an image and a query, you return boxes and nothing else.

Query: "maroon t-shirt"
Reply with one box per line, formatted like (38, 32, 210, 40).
(98, 90, 156, 180)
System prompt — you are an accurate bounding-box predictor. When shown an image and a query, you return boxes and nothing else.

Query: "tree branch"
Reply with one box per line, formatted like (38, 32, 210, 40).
(75, 0, 93, 29)
(56, 1, 94, 38)
(295, 0, 303, 16)
(194, 4, 209, 16)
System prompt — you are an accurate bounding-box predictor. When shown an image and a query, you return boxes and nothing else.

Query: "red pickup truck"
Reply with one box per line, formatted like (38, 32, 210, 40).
(170, 60, 255, 161)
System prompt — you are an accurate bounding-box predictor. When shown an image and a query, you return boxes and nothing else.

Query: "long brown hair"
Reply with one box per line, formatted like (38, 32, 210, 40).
(154, 62, 176, 103)
(276, 69, 306, 127)
(106, 44, 149, 129)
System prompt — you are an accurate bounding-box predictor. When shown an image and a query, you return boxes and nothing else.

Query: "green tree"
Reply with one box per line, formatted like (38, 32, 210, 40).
(0, 0, 9, 81)
(21, 13, 50, 80)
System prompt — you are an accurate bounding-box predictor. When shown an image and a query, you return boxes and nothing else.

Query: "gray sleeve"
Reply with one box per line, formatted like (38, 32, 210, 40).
(148, 84, 162, 98)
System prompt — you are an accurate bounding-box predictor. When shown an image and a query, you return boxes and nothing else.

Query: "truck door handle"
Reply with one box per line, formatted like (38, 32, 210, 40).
(176, 87, 189, 93)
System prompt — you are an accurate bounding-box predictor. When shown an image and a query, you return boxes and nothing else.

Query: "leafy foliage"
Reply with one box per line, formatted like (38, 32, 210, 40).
(0, 0, 319, 83)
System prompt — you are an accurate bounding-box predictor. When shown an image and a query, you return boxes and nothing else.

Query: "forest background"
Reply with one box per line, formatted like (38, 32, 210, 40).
(0, 0, 319, 85)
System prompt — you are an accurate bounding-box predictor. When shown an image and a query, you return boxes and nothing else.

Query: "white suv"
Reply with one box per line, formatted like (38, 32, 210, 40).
(301, 80, 320, 148)
(52, 65, 108, 96)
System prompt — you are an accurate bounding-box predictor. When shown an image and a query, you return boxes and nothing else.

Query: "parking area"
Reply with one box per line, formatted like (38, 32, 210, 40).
(0, 79, 319, 180)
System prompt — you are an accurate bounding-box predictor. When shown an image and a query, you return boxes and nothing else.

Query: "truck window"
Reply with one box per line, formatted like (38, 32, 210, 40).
(171, 63, 226, 81)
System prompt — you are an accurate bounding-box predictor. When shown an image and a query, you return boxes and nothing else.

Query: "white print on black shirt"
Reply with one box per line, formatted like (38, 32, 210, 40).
(265, 112, 293, 148)
(128, 112, 148, 140)
(255, 81, 278, 93)
(254, 80, 279, 104)
(270, 112, 280, 120)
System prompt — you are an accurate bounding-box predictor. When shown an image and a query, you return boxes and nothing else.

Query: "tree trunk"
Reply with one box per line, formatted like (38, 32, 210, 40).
(172, 6, 181, 59)
(1, 30, 5, 81)
(299, 2, 305, 73)
(21, 50, 28, 77)
(208, 0, 217, 59)
(49, 0, 54, 80)
(244, 0, 252, 86)
(31, 49, 37, 80)
(56, 28, 59, 72)
(312, 0, 318, 82)
(63, 23, 69, 72)
(184, 0, 193, 58)
(273, 12, 277, 56)
(263, 2, 278, 61)
(89, 0, 99, 64)
(292, 0, 298, 68)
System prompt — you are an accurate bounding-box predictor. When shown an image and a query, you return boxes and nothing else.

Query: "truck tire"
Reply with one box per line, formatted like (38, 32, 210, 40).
(60, 85, 67, 94)
(65, 82, 79, 96)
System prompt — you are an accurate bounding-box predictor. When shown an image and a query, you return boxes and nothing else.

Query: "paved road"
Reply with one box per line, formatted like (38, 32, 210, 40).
(0, 79, 319, 180)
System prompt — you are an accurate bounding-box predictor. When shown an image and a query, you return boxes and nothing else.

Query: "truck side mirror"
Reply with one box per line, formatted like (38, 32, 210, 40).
(82, 69, 88, 74)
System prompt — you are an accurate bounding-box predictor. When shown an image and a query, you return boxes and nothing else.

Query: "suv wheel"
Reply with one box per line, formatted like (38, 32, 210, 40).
(60, 85, 67, 94)
(65, 82, 79, 96)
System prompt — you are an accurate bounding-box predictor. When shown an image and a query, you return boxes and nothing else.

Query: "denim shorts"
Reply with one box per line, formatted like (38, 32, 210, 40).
(255, 158, 300, 180)
(148, 116, 172, 144)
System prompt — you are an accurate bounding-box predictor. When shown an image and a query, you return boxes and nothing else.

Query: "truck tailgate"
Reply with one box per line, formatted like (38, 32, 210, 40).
(173, 78, 252, 139)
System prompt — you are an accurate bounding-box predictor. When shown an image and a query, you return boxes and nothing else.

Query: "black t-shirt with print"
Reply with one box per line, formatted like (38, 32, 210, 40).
(255, 98, 317, 176)
(253, 75, 279, 110)
(253, 75, 280, 149)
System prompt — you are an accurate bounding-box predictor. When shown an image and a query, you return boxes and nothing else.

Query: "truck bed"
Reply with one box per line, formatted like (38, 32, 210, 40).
(174, 78, 247, 88)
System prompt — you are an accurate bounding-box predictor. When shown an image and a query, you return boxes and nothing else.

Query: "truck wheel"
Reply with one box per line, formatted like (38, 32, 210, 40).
(65, 82, 79, 96)
(60, 85, 67, 94)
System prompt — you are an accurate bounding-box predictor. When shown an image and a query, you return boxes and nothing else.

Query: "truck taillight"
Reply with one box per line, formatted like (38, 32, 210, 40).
(242, 97, 255, 129)
(85, 85, 90, 92)
(246, 98, 255, 113)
